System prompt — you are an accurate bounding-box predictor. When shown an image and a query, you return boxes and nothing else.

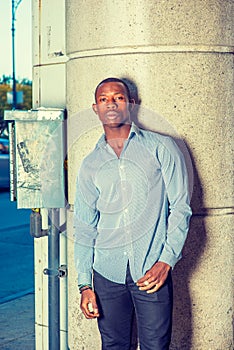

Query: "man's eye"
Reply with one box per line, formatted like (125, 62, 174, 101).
(115, 96, 124, 101)
(100, 98, 107, 103)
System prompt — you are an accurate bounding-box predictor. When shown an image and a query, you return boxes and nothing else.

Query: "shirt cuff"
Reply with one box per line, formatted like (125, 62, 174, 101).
(77, 272, 92, 287)
(158, 251, 182, 270)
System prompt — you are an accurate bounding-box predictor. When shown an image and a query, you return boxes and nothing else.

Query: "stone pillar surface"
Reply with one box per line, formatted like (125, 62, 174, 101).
(66, 1, 233, 349)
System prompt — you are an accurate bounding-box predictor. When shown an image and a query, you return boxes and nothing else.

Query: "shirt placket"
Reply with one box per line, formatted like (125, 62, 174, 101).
(119, 157, 134, 264)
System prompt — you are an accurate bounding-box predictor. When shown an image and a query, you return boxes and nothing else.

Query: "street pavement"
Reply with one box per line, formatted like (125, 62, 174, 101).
(0, 294, 35, 350)
(0, 190, 35, 349)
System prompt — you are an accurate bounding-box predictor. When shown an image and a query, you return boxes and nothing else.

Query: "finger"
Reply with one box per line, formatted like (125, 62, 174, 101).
(138, 281, 156, 291)
(82, 307, 98, 319)
(137, 281, 150, 288)
(137, 277, 150, 286)
(81, 303, 99, 319)
(81, 307, 93, 319)
(147, 282, 163, 294)
(88, 301, 99, 316)
(137, 272, 152, 285)
(137, 276, 159, 287)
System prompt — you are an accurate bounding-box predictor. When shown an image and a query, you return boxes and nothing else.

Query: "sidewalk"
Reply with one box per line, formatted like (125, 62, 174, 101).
(0, 191, 35, 349)
(0, 293, 35, 350)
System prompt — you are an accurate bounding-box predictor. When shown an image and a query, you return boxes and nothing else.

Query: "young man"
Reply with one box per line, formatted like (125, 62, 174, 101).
(74, 77, 192, 350)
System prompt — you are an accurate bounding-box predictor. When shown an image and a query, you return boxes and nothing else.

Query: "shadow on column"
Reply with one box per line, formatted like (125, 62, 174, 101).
(121, 77, 207, 350)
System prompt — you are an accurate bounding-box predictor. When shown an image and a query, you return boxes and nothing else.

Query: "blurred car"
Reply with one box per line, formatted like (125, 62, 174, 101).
(0, 138, 10, 188)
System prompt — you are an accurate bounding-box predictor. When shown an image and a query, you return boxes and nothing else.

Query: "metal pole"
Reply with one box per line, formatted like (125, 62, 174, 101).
(11, 0, 17, 109)
(11, 0, 23, 109)
(48, 208, 60, 350)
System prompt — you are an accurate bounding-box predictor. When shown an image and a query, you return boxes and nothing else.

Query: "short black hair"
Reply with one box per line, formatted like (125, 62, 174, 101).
(94, 77, 131, 102)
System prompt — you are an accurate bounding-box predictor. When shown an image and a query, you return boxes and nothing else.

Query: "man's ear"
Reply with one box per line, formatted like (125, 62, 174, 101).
(92, 103, 98, 114)
(129, 99, 135, 111)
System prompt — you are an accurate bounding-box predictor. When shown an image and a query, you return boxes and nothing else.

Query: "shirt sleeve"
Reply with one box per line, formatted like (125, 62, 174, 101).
(157, 137, 192, 268)
(74, 160, 100, 287)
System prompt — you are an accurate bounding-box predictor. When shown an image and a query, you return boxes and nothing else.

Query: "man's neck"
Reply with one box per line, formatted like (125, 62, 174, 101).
(104, 123, 131, 142)
(104, 123, 132, 157)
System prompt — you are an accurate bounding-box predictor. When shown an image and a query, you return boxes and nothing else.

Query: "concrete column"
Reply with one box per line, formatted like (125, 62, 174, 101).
(66, 1, 233, 349)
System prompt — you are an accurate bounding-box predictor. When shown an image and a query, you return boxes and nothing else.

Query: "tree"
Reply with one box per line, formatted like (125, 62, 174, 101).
(0, 75, 12, 85)
(0, 75, 32, 136)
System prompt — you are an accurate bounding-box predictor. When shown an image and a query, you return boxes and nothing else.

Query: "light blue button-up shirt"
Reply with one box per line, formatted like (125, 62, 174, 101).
(74, 123, 192, 286)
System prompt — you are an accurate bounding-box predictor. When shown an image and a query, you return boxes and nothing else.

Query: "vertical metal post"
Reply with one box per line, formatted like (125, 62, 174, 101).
(11, 0, 17, 109)
(11, 0, 23, 109)
(48, 208, 60, 350)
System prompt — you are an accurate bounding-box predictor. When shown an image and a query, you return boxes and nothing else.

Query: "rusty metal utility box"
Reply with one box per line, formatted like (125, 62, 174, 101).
(4, 108, 66, 209)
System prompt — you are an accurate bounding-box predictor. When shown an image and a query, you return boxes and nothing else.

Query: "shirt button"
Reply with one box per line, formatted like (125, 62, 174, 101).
(124, 252, 127, 255)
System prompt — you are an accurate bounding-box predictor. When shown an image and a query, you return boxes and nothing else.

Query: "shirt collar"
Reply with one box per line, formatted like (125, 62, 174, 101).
(96, 122, 141, 149)
(129, 122, 140, 139)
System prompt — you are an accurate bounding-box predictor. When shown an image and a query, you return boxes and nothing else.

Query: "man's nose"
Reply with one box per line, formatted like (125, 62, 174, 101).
(107, 99, 117, 109)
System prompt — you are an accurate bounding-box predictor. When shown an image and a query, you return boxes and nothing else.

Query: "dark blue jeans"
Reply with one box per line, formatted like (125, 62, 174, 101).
(93, 264, 173, 350)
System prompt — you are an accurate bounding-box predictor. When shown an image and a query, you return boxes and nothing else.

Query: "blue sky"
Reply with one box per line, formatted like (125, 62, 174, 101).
(0, 0, 32, 80)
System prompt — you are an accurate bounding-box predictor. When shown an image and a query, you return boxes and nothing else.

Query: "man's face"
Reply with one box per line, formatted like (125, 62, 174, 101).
(93, 82, 133, 128)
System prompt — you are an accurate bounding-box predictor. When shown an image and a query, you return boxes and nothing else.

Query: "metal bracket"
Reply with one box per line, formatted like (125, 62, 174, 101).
(31, 229, 49, 239)
(43, 265, 67, 278)
(58, 265, 68, 278)
(43, 268, 58, 276)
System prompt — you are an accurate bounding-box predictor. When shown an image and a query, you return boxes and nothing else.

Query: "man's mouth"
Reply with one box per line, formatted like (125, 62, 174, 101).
(106, 111, 119, 119)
